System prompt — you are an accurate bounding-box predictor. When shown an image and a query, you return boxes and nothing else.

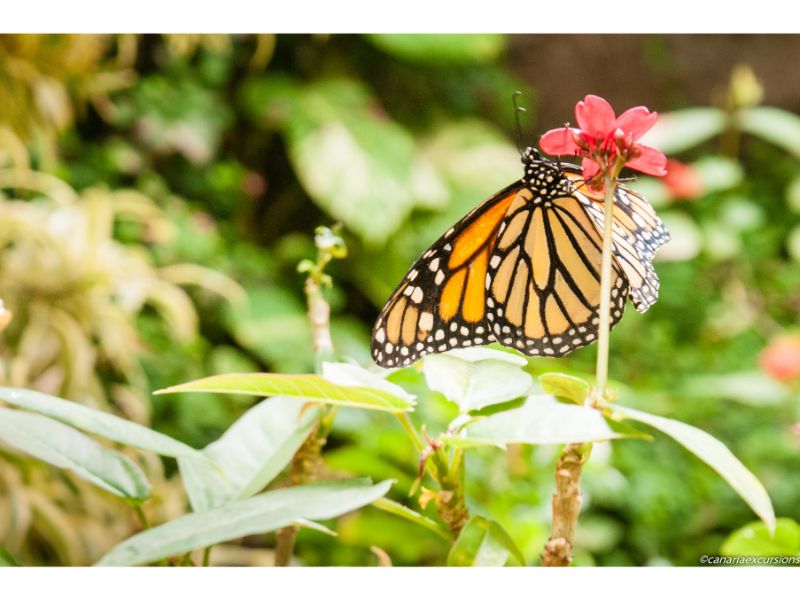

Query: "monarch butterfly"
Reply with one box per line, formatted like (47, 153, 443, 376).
(371, 147, 670, 368)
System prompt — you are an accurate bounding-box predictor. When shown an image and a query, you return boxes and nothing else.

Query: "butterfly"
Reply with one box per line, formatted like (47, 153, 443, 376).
(371, 147, 670, 368)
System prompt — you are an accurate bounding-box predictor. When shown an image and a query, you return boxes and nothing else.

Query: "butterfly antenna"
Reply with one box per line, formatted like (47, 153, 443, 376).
(512, 91, 527, 155)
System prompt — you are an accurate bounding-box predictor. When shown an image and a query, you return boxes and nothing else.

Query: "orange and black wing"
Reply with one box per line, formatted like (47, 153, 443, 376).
(371, 181, 523, 368)
(564, 166, 671, 312)
(485, 189, 629, 357)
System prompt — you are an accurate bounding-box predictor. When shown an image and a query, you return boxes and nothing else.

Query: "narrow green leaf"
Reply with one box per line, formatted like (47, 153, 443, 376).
(452, 395, 627, 448)
(611, 403, 776, 533)
(538, 372, 590, 405)
(97, 479, 393, 566)
(0, 408, 150, 501)
(156, 372, 415, 413)
(639, 107, 727, 154)
(423, 349, 532, 413)
(372, 497, 451, 541)
(721, 519, 800, 558)
(293, 519, 338, 537)
(447, 516, 525, 566)
(178, 397, 323, 511)
(741, 106, 800, 159)
(321, 362, 415, 404)
(0, 386, 201, 459)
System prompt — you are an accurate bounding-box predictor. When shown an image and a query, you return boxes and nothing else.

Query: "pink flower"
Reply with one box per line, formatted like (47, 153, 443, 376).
(540, 94, 667, 189)
(662, 159, 703, 200)
(759, 335, 800, 383)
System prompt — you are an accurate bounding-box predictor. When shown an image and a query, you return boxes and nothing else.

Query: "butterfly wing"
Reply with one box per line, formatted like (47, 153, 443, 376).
(563, 167, 671, 312)
(371, 181, 523, 368)
(485, 189, 629, 357)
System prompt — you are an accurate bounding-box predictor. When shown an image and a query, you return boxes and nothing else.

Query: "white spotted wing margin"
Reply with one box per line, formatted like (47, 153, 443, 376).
(371, 181, 526, 368)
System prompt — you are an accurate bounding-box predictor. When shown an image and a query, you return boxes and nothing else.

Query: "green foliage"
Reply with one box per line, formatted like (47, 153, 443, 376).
(1, 34, 799, 567)
(98, 479, 393, 566)
(0, 408, 150, 501)
(0, 387, 201, 459)
(722, 518, 800, 557)
(422, 348, 532, 413)
(453, 395, 630, 448)
(366, 34, 508, 64)
(609, 403, 776, 532)
(156, 371, 416, 413)
(178, 398, 323, 511)
(447, 516, 525, 566)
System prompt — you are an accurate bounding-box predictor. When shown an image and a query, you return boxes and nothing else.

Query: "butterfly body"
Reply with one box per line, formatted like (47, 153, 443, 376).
(371, 147, 669, 368)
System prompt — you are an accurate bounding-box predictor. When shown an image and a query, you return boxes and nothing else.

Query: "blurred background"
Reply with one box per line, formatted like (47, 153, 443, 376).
(0, 34, 799, 566)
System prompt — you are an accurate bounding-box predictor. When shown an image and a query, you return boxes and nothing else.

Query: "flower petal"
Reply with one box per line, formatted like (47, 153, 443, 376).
(539, 127, 581, 155)
(626, 144, 668, 176)
(575, 95, 616, 138)
(581, 156, 600, 181)
(615, 106, 658, 140)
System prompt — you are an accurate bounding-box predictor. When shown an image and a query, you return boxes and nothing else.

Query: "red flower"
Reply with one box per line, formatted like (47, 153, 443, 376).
(540, 94, 667, 188)
(759, 335, 800, 383)
(662, 159, 703, 200)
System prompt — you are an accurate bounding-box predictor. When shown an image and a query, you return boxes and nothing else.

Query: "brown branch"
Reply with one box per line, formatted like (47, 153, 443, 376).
(540, 443, 586, 567)
(274, 525, 298, 567)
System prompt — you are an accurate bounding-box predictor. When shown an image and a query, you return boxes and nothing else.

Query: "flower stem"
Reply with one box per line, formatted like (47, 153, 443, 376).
(594, 172, 617, 403)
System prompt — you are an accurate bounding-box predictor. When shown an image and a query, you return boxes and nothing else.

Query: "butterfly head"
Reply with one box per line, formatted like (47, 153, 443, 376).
(521, 147, 572, 199)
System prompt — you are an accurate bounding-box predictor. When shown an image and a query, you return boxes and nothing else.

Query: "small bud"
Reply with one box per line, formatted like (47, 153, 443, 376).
(314, 225, 347, 259)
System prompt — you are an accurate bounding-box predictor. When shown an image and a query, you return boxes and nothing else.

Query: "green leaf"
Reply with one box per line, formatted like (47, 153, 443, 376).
(371, 497, 451, 541)
(0, 547, 20, 566)
(693, 156, 744, 193)
(423, 349, 532, 413)
(722, 518, 800, 557)
(610, 403, 776, 533)
(354, 120, 519, 307)
(538, 372, 590, 405)
(97, 478, 393, 566)
(452, 395, 628, 448)
(447, 516, 525, 566)
(178, 397, 324, 511)
(682, 371, 787, 407)
(0, 386, 201, 459)
(321, 362, 415, 404)
(0, 408, 150, 501)
(157, 372, 415, 413)
(248, 78, 444, 244)
(741, 106, 800, 159)
(366, 34, 507, 64)
(639, 107, 727, 154)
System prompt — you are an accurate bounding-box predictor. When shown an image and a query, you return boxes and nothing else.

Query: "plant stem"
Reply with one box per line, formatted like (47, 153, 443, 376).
(275, 525, 299, 567)
(396, 412, 424, 452)
(275, 246, 339, 566)
(541, 172, 617, 567)
(594, 172, 617, 404)
(540, 443, 588, 566)
(133, 504, 150, 530)
(202, 546, 212, 567)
